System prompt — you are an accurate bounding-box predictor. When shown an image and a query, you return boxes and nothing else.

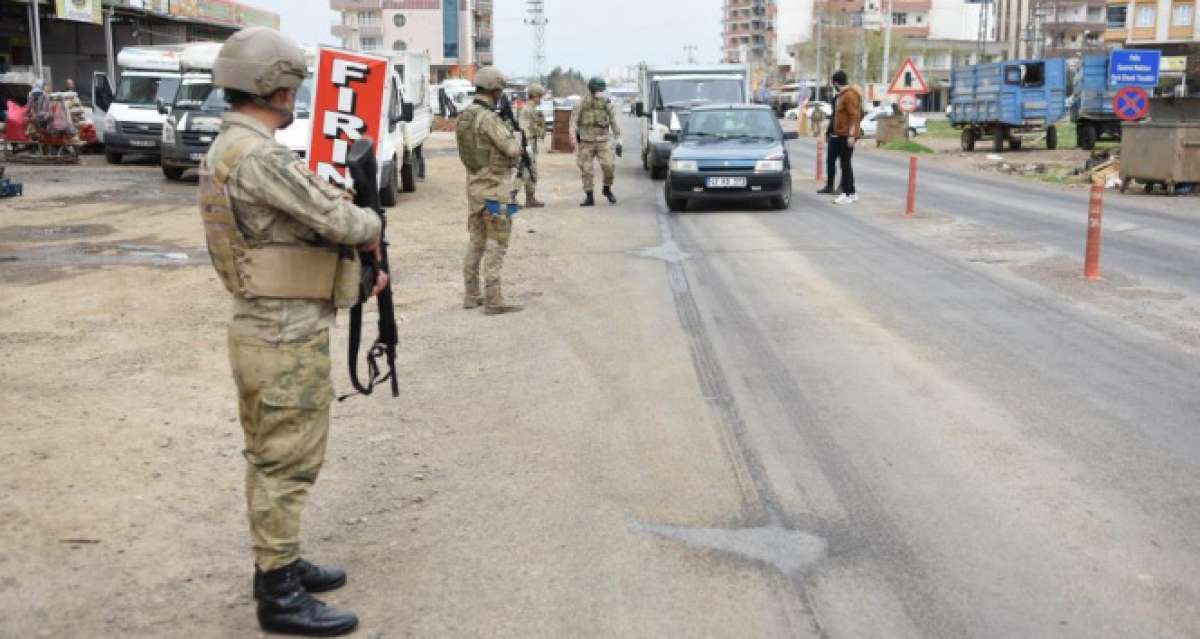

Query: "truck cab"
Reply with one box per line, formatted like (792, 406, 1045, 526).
(636, 64, 750, 180)
(92, 45, 185, 164)
(159, 42, 223, 180)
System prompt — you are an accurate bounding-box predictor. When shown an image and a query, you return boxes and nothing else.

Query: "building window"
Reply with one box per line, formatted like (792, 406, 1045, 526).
(393, 13, 406, 27)
(1135, 5, 1155, 27)
(893, 11, 907, 25)
(1107, 5, 1127, 28)
(1172, 3, 1193, 25)
(360, 37, 379, 50)
(355, 10, 380, 25)
(393, 40, 407, 51)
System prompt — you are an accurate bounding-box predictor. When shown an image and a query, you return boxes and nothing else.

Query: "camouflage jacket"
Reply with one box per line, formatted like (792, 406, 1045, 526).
(570, 95, 621, 143)
(463, 95, 522, 210)
(208, 112, 381, 343)
(519, 102, 545, 141)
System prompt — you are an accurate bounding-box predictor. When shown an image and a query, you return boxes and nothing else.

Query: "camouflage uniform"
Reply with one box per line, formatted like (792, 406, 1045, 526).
(570, 94, 621, 191)
(517, 102, 545, 201)
(458, 94, 522, 308)
(205, 111, 380, 572)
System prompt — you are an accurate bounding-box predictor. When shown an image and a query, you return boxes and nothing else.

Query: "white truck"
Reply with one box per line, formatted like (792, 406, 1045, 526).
(635, 63, 750, 179)
(92, 45, 186, 164)
(434, 78, 475, 117)
(277, 49, 433, 207)
(158, 42, 224, 180)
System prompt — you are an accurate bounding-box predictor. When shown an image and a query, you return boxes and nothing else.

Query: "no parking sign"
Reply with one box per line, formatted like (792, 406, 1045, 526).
(1112, 86, 1149, 121)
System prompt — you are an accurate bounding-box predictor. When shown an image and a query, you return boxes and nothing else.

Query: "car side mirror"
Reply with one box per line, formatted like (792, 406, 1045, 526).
(664, 132, 679, 143)
(635, 101, 644, 118)
(783, 131, 799, 140)
(156, 98, 168, 115)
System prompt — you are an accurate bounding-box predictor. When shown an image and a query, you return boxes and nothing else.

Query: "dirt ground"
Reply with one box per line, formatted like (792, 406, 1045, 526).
(0, 134, 803, 637)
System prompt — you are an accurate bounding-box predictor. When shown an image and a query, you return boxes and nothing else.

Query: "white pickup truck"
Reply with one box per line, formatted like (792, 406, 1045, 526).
(860, 107, 928, 139)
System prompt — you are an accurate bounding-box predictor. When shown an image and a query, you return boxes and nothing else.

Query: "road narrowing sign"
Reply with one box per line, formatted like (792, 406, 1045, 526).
(887, 57, 929, 95)
(1112, 86, 1149, 121)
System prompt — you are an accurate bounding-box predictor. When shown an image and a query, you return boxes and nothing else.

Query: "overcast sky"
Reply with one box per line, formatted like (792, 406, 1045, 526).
(236, 0, 724, 76)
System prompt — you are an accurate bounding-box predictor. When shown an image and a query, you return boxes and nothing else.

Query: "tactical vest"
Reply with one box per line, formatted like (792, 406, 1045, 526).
(198, 138, 350, 303)
(579, 97, 611, 129)
(456, 103, 492, 173)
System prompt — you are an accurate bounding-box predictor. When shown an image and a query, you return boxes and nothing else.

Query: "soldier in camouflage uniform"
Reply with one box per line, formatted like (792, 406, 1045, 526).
(518, 83, 547, 208)
(570, 76, 622, 207)
(457, 67, 524, 315)
(200, 27, 384, 637)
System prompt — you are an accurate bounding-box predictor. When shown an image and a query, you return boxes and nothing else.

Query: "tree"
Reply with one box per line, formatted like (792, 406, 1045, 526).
(545, 66, 588, 98)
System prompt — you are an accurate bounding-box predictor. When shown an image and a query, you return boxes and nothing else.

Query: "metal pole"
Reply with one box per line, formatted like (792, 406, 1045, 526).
(105, 5, 117, 81)
(882, 0, 894, 86)
(814, 15, 823, 100)
(30, 0, 45, 84)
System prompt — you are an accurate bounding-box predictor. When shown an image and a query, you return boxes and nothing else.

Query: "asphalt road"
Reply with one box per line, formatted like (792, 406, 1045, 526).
(617, 123, 1200, 636)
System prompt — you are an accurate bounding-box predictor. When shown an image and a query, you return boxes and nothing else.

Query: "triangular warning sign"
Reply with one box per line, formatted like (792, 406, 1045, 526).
(887, 57, 928, 94)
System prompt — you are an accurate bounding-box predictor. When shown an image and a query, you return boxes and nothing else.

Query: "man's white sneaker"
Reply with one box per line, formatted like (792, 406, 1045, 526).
(833, 193, 856, 205)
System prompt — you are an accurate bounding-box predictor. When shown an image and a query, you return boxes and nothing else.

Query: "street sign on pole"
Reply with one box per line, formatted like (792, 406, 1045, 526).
(1108, 49, 1161, 88)
(897, 94, 919, 112)
(887, 57, 929, 95)
(1112, 86, 1149, 121)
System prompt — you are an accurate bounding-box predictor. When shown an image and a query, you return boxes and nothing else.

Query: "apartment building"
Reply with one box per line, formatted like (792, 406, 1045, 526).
(330, 0, 493, 82)
(723, 0, 779, 66)
(1040, 0, 1109, 56)
(1104, 0, 1198, 44)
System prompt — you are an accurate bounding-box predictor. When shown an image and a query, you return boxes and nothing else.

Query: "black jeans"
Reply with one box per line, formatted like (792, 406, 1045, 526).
(823, 135, 838, 191)
(829, 136, 856, 195)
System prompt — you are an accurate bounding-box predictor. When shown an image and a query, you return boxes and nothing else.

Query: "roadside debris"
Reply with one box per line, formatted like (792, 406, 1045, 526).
(0, 166, 22, 197)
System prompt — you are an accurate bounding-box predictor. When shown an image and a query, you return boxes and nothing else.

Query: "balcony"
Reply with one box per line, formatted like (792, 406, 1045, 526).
(475, 0, 492, 15)
(331, 0, 380, 10)
(332, 24, 382, 39)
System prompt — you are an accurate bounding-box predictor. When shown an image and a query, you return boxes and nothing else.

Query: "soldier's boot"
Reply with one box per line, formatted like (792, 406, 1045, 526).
(255, 562, 358, 637)
(484, 285, 524, 315)
(294, 559, 346, 593)
(580, 191, 595, 207)
(464, 285, 484, 309)
(525, 194, 545, 208)
(602, 185, 617, 204)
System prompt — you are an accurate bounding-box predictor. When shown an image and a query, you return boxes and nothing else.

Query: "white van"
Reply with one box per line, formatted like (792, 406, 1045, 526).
(159, 42, 224, 180)
(92, 45, 185, 164)
(435, 78, 475, 117)
(276, 49, 433, 207)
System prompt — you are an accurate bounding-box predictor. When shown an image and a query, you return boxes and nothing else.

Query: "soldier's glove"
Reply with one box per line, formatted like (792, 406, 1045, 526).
(615, 142, 623, 158)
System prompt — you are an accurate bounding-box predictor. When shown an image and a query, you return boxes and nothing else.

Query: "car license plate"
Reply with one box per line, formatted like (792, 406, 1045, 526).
(130, 139, 156, 147)
(705, 176, 747, 188)
(190, 153, 205, 161)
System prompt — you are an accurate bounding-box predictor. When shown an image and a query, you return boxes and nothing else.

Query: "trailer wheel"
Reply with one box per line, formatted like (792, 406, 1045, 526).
(1009, 139, 1023, 151)
(992, 125, 1005, 152)
(1077, 123, 1097, 150)
(1046, 125, 1058, 150)
(105, 151, 123, 164)
(960, 128, 976, 152)
(1120, 177, 1131, 193)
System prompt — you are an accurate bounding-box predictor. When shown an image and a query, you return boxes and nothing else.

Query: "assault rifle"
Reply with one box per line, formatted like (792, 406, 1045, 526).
(496, 93, 535, 186)
(342, 137, 399, 399)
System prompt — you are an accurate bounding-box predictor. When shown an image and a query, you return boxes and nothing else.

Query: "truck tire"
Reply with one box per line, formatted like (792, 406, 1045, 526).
(162, 166, 185, 181)
(1046, 125, 1058, 150)
(993, 125, 1005, 152)
(105, 151, 123, 164)
(961, 128, 976, 152)
(415, 145, 426, 180)
(380, 156, 399, 207)
(1077, 123, 1096, 150)
(400, 152, 416, 192)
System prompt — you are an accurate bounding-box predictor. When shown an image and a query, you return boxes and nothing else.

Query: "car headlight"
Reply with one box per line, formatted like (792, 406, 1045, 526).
(104, 117, 117, 132)
(670, 159, 697, 172)
(755, 160, 785, 173)
(162, 118, 176, 145)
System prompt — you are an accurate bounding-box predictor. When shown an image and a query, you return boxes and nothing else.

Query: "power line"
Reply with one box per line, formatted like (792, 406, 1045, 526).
(524, 0, 548, 79)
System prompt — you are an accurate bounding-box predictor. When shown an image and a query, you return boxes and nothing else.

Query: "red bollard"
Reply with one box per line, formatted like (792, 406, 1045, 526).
(815, 137, 824, 184)
(905, 155, 918, 217)
(1084, 179, 1104, 280)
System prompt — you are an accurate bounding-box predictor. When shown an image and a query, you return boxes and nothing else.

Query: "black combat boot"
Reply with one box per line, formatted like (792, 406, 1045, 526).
(254, 562, 358, 637)
(602, 186, 617, 204)
(294, 559, 347, 593)
(580, 191, 595, 207)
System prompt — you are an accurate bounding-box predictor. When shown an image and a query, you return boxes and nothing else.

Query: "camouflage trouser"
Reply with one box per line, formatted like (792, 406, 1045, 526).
(228, 329, 334, 571)
(520, 142, 539, 198)
(576, 140, 614, 191)
(463, 206, 512, 304)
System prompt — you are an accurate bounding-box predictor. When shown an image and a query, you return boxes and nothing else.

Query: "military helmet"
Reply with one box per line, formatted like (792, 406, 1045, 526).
(213, 27, 307, 97)
(587, 77, 607, 93)
(474, 66, 507, 91)
(527, 83, 546, 98)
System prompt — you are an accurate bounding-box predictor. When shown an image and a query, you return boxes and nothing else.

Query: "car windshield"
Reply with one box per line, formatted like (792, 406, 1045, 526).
(174, 81, 213, 109)
(200, 87, 227, 112)
(684, 110, 780, 141)
(115, 75, 180, 106)
(658, 78, 743, 108)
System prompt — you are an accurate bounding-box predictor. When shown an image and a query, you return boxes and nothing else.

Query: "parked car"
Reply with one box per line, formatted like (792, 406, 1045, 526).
(860, 107, 928, 138)
(785, 100, 832, 121)
(663, 104, 798, 211)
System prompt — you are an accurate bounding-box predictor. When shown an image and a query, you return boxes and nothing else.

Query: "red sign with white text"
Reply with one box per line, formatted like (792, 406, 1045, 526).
(308, 48, 387, 191)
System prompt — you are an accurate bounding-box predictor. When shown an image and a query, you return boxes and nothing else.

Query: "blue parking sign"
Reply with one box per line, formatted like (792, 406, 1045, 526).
(1108, 49, 1161, 88)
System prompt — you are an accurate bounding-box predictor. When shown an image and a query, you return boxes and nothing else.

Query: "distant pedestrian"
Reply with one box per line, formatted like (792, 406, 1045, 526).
(828, 70, 862, 205)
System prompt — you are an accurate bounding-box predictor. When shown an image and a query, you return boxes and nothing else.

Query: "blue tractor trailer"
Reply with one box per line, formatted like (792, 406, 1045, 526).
(1071, 51, 1161, 150)
(950, 58, 1067, 152)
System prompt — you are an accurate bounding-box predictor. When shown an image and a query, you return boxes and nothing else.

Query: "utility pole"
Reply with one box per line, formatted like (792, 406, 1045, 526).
(524, 0, 548, 80)
(29, 0, 44, 84)
(882, 0, 894, 86)
(814, 13, 823, 100)
(105, 4, 117, 81)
